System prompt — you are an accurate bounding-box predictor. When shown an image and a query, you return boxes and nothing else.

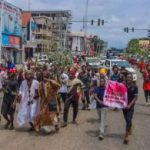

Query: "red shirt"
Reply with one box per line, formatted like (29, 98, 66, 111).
(140, 62, 146, 72)
(130, 58, 135, 65)
(143, 71, 150, 91)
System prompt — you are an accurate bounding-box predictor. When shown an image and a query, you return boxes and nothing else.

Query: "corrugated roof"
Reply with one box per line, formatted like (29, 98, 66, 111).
(21, 12, 31, 27)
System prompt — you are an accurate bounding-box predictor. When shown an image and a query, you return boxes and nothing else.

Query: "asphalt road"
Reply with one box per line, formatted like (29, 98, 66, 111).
(0, 72, 150, 150)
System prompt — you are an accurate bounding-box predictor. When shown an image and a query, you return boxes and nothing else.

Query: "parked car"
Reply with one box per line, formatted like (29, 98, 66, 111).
(104, 59, 137, 81)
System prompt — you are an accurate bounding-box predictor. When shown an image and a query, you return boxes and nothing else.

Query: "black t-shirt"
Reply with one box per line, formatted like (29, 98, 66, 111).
(3, 79, 19, 103)
(127, 84, 138, 108)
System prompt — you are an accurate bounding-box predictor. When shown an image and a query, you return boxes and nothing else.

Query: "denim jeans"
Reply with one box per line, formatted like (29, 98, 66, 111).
(63, 97, 78, 123)
(123, 108, 134, 132)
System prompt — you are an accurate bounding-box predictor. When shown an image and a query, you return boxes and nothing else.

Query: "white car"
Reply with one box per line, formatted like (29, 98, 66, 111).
(105, 59, 137, 81)
(86, 57, 101, 70)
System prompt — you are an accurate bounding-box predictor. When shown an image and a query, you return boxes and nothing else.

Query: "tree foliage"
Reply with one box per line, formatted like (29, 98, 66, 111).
(127, 39, 148, 57)
(48, 51, 73, 68)
(91, 36, 104, 53)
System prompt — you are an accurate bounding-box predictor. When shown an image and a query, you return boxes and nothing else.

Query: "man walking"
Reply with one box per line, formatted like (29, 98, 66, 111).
(78, 65, 90, 110)
(17, 71, 40, 131)
(94, 78, 107, 140)
(123, 73, 138, 144)
(1, 72, 18, 130)
(61, 70, 83, 127)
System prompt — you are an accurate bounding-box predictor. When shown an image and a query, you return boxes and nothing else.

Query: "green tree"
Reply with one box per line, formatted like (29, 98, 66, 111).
(91, 36, 104, 54)
(127, 39, 148, 58)
(48, 50, 73, 68)
(127, 39, 140, 54)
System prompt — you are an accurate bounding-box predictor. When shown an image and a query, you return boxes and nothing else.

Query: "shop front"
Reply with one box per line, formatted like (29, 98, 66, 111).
(2, 34, 22, 64)
(0, 0, 22, 64)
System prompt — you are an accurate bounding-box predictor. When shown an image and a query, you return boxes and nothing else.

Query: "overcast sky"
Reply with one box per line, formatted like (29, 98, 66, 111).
(7, 0, 150, 48)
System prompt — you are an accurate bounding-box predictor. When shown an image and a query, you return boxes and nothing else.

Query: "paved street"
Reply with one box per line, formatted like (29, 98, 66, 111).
(0, 73, 150, 150)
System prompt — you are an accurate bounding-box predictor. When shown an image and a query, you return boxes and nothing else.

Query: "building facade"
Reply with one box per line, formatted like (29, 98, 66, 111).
(23, 10, 72, 51)
(21, 12, 37, 60)
(0, 0, 22, 64)
(69, 32, 85, 56)
(33, 16, 53, 54)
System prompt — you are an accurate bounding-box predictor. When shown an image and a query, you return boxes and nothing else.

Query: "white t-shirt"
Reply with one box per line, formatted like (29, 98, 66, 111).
(58, 73, 69, 93)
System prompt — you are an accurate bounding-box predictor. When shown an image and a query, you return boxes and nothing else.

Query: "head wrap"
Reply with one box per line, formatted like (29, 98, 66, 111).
(69, 70, 76, 77)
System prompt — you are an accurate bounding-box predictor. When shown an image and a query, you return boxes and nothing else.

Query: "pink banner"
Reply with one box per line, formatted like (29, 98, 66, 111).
(103, 80, 128, 109)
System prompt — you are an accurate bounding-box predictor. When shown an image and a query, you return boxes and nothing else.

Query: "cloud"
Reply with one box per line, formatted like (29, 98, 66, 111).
(111, 15, 120, 23)
(6, 0, 150, 48)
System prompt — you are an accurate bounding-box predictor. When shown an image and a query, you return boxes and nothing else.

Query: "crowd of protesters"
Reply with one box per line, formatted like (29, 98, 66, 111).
(0, 56, 150, 146)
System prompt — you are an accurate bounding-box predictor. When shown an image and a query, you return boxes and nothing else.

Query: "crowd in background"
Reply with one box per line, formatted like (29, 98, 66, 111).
(0, 56, 150, 145)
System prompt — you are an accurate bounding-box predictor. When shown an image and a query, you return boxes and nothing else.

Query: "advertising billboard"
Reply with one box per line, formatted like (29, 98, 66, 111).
(2, 34, 20, 48)
(0, 0, 22, 37)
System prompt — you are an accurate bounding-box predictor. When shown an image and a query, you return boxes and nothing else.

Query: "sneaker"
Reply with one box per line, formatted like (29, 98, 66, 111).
(61, 122, 67, 128)
(55, 125, 60, 132)
(98, 134, 104, 141)
(9, 125, 14, 130)
(123, 135, 129, 145)
(128, 127, 132, 135)
(27, 127, 34, 132)
(87, 106, 91, 111)
(82, 106, 86, 110)
(4, 122, 10, 129)
(123, 138, 129, 145)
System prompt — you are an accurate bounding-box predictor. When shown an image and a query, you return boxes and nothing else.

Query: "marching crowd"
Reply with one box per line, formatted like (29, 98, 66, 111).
(0, 57, 149, 145)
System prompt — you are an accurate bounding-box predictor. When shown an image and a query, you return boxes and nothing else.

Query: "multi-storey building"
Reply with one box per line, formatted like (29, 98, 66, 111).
(23, 10, 72, 51)
(21, 12, 37, 60)
(33, 16, 53, 53)
(69, 32, 85, 56)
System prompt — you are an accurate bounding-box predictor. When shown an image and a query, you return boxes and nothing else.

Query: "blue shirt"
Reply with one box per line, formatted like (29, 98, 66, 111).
(7, 63, 15, 69)
(94, 86, 107, 108)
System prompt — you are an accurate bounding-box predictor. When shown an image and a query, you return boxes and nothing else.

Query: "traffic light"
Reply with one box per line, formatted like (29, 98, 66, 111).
(124, 27, 126, 32)
(131, 27, 134, 32)
(91, 20, 94, 25)
(101, 20, 105, 26)
(124, 27, 129, 33)
(98, 19, 101, 26)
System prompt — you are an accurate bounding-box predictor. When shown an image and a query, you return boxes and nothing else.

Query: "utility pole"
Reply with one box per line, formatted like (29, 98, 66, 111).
(84, 0, 89, 35)
(28, 0, 31, 11)
(84, 0, 89, 55)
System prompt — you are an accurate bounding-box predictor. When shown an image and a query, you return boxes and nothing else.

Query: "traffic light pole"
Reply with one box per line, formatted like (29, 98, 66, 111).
(84, 0, 89, 35)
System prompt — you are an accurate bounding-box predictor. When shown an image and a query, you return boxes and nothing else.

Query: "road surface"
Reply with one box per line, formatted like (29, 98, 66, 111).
(0, 73, 150, 150)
